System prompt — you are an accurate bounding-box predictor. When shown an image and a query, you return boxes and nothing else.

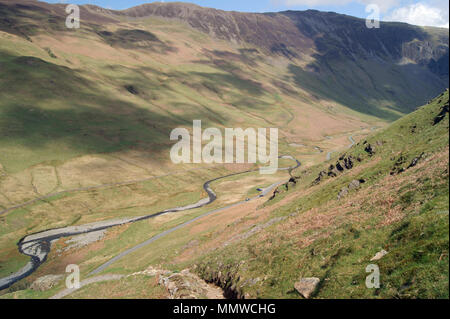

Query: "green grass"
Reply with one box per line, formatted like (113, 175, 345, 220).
(192, 90, 449, 299)
(66, 275, 168, 299)
(0, 3, 448, 299)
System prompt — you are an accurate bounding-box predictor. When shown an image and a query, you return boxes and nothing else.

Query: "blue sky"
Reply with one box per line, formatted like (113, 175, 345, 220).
(43, 0, 449, 27)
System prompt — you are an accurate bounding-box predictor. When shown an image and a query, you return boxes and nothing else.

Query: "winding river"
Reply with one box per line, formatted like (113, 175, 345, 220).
(0, 156, 300, 290)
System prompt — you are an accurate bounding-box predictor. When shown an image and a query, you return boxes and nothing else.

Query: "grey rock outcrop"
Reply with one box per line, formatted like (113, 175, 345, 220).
(158, 269, 224, 299)
(30, 274, 63, 291)
(370, 249, 388, 261)
(337, 179, 364, 200)
(294, 277, 320, 299)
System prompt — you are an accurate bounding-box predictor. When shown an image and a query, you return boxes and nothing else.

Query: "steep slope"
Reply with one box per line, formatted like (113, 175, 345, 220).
(4, 90, 445, 299)
(0, 0, 448, 121)
(0, 0, 447, 175)
(121, 2, 448, 71)
(120, 2, 449, 117)
(192, 90, 449, 298)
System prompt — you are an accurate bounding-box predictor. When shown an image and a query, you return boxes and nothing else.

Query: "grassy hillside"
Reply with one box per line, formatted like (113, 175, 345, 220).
(2, 90, 446, 299)
(0, 1, 381, 279)
(0, 0, 446, 176)
(0, 1, 448, 299)
(192, 90, 449, 298)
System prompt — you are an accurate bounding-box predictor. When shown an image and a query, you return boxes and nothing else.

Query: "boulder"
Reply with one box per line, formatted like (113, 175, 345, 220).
(30, 274, 64, 291)
(327, 164, 339, 177)
(328, 170, 338, 177)
(294, 277, 320, 299)
(312, 155, 357, 186)
(269, 188, 279, 200)
(158, 269, 224, 299)
(337, 187, 349, 200)
(433, 102, 449, 125)
(338, 179, 364, 199)
(348, 180, 361, 190)
(364, 144, 375, 156)
(407, 152, 425, 169)
(390, 155, 407, 175)
(343, 156, 354, 169)
(312, 171, 327, 185)
(370, 249, 388, 261)
(336, 162, 345, 172)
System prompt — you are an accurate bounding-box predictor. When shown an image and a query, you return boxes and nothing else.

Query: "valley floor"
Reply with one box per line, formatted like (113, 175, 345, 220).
(0, 126, 377, 298)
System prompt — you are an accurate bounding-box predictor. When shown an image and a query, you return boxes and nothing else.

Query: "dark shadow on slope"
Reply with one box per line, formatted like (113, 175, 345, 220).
(203, 49, 262, 68)
(0, 52, 186, 172)
(288, 59, 447, 121)
(96, 29, 177, 53)
(283, 10, 449, 120)
(188, 71, 264, 97)
(288, 63, 400, 121)
(282, 10, 432, 62)
(270, 43, 298, 60)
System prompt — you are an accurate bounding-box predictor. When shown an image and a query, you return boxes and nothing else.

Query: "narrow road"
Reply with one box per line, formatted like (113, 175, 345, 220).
(326, 134, 357, 161)
(0, 157, 300, 291)
(348, 135, 356, 148)
(89, 180, 283, 276)
(326, 151, 334, 161)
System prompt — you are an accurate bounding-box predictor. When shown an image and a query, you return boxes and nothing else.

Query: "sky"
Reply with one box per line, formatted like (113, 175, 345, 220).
(44, 0, 449, 28)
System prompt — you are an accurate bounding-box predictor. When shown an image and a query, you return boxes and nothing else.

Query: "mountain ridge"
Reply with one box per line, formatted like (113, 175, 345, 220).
(1, 0, 447, 119)
(111, 3, 449, 67)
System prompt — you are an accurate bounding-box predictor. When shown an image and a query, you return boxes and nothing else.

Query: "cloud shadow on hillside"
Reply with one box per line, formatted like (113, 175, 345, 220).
(0, 52, 186, 171)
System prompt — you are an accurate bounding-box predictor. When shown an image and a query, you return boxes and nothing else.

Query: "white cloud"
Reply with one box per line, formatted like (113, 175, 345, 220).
(273, 0, 449, 27)
(385, 2, 449, 28)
